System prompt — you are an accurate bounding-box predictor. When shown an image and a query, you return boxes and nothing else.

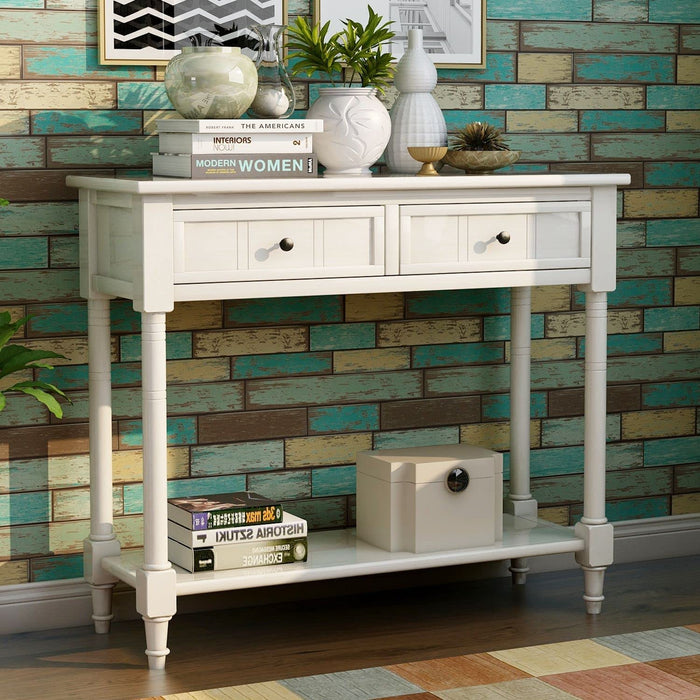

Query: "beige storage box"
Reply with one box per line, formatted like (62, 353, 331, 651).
(356, 444, 503, 553)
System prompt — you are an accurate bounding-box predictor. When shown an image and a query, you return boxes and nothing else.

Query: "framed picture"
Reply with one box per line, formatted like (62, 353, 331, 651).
(99, 0, 287, 65)
(315, 0, 485, 68)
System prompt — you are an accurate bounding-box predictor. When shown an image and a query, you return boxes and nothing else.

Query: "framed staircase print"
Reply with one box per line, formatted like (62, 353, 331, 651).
(314, 0, 485, 68)
(99, 0, 286, 65)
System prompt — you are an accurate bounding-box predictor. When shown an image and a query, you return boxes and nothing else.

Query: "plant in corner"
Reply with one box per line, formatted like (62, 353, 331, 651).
(442, 121, 521, 173)
(285, 7, 395, 177)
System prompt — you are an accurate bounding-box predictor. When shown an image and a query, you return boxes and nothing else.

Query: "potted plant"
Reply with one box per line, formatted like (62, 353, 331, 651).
(442, 122, 521, 173)
(286, 7, 395, 176)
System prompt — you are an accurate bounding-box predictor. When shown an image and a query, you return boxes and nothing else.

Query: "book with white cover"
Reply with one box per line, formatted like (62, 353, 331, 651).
(156, 118, 324, 133)
(158, 131, 313, 155)
(152, 153, 317, 179)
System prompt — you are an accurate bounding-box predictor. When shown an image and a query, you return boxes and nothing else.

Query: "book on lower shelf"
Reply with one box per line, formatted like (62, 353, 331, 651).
(158, 131, 313, 155)
(152, 153, 318, 179)
(167, 491, 283, 531)
(168, 535, 309, 572)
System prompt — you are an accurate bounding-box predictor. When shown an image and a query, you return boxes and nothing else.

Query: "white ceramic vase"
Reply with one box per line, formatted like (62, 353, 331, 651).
(307, 87, 392, 177)
(385, 29, 447, 174)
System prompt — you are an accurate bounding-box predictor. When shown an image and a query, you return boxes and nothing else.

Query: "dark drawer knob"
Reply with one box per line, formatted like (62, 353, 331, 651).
(279, 237, 294, 252)
(496, 231, 510, 244)
(446, 467, 470, 493)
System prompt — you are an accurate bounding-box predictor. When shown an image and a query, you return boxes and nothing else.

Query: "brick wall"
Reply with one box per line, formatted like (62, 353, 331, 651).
(0, 0, 698, 585)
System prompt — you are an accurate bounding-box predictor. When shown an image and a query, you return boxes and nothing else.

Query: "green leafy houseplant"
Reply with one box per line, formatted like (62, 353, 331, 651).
(286, 6, 395, 93)
(0, 312, 70, 418)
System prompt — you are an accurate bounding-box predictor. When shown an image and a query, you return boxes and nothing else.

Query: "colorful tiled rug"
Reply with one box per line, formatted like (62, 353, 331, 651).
(149, 623, 700, 699)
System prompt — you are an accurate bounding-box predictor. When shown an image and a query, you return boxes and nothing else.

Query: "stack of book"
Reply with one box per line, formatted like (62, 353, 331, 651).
(167, 491, 308, 573)
(152, 118, 323, 179)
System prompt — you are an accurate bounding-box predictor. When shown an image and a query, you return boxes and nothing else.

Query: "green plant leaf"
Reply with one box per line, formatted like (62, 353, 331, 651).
(0, 345, 66, 379)
(8, 381, 69, 418)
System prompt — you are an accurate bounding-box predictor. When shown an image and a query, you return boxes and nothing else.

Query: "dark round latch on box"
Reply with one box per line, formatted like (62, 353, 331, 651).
(446, 467, 470, 493)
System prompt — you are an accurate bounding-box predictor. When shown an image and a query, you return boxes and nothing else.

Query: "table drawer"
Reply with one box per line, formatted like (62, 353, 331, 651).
(399, 201, 591, 274)
(173, 206, 385, 283)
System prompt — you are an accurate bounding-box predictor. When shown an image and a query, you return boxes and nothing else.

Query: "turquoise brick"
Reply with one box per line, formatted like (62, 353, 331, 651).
(308, 404, 380, 433)
(642, 381, 700, 409)
(603, 278, 674, 307)
(26, 302, 86, 335)
(32, 110, 143, 135)
(488, 0, 591, 20)
(117, 82, 170, 110)
(0, 0, 42, 6)
(676, 464, 700, 491)
(0, 270, 79, 302)
(247, 470, 310, 500)
(191, 441, 284, 476)
(617, 222, 646, 249)
(439, 53, 516, 83)
(248, 371, 423, 407)
(412, 341, 504, 368)
(649, 1, 700, 23)
(483, 314, 545, 341)
(407, 288, 510, 316)
(47, 136, 153, 168)
(25, 47, 152, 79)
(310, 322, 375, 351)
(645, 436, 700, 467)
(682, 26, 700, 52)
(647, 86, 700, 110)
(312, 465, 356, 497)
(646, 219, 700, 247)
(645, 162, 700, 188)
(282, 496, 347, 529)
(1, 202, 77, 236)
(37, 364, 88, 391)
(580, 110, 665, 132)
(0, 137, 43, 168)
(50, 237, 79, 268)
(120, 331, 193, 361)
(584, 496, 669, 521)
(609, 352, 700, 384)
(506, 134, 589, 161)
(0, 492, 50, 526)
(32, 553, 84, 582)
(593, 0, 648, 22)
(485, 84, 546, 110)
(373, 428, 460, 450)
(579, 332, 663, 357)
(0, 237, 47, 269)
(592, 133, 700, 160)
(426, 364, 512, 396)
(111, 300, 142, 333)
(644, 306, 699, 332)
(232, 351, 332, 379)
(486, 21, 519, 51)
(617, 249, 675, 278)
(481, 392, 549, 420)
(574, 54, 674, 83)
(445, 111, 506, 132)
(226, 295, 342, 325)
(531, 445, 583, 477)
(607, 441, 645, 470)
(541, 415, 620, 447)
(119, 416, 196, 448)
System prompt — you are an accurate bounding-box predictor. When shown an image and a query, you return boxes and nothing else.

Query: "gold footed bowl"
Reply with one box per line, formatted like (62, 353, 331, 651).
(408, 146, 448, 176)
(442, 149, 521, 173)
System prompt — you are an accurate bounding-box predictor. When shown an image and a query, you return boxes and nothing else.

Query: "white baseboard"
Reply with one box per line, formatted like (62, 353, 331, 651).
(2, 514, 699, 636)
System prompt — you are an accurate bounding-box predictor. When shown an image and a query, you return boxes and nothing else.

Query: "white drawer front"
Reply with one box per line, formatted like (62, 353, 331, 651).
(173, 206, 385, 282)
(400, 201, 591, 274)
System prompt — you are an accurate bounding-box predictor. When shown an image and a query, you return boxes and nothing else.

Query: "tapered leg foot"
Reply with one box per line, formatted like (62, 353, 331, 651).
(582, 565, 606, 614)
(90, 583, 116, 634)
(144, 615, 172, 670)
(510, 557, 529, 585)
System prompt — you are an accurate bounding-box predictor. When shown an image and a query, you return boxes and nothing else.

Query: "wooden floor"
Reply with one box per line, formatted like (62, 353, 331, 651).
(2, 556, 699, 700)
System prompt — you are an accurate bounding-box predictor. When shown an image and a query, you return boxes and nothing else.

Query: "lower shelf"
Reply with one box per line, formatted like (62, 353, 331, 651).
(102, 515, 585, 597)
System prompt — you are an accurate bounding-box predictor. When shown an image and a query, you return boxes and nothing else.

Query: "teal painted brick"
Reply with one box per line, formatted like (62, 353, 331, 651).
(312, 465, 356, 497)
(507, 134, 589, 161)
(509, 163, 550, 173)
(645, 436, 700, 467)
(0, 11, 91, 42)
(682, 26, 700, 52)
(584, 496, 669, 521)
(648, 86, 700, 110)
(645, 162, 700, 188)
(649, 1, 700, 24)
(676, 464, 700, 491)
(191, 440, 285, 476)
(0, 395, 46, 428)
(310, 322, 375, 351)
(579, 332, 663, 357)
(120, 331, 193, 361)
(373, 428, 460, 450)
(32, 553, 84, 582)
(32, 110, 143, 135)
(574, 54, 674, 83)
(111, 300, 142, 333)
(1, 202, 77, 236)
(481, 392, 548, 420)
(445, 111, 506, 132)
(604, 278, 674, 308)
(643, 381, 700, 409)
(485, 85, 546, 110)
(119, 416, 196, 448)
(232, 351, 332, 379)
(281, 496, 347, 529)
(0, 237, 47, 269)
(248, 470, 310, 500)
(644, 306, 699, 332)
(0, 0, 42, 6)
(247, 371, 423, 408)
(607, 441, 645, 470)
(26, 302, 86, 335)
(407, 288, 510, 316)
(47, 136, 153, 168)
(0, 270, 79, 302)
(117, 82, 170, 110)
(531, 445, 583, 477)
(439, 53, 516, 83)
(488, 0, 591, 20)
(426, 364, 512, 396)
(593, 0, 648, 22)
(617, 249, 675, 278)
(483, 314, 545, 341)
(49, 237, 79, 268)
(609, 352, 700, 384)
(0, 137, 44, 168)
(646, 219, 700, 247)
(580, 110, 665, 132)
(617, 222, 646, 249)
(412, 341, 504, 368)
(541, 415, 620, 447)
(166, 382, 244, 415)
(0, 492, 50, 526)
(37, 364, 88, 391)
(25, 47, 152, 80)
(486, 21, 519, 51)
(226, 295, 342, 325)
(679, 248, 700, 275)
(308, 404, 380, 433)
(592, 133, 700, 160)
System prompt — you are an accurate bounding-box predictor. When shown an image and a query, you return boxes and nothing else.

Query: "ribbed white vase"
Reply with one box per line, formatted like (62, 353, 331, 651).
(385, 29, 447, 174)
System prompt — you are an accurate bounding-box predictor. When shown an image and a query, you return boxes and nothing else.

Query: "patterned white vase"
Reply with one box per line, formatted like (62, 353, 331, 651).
(307, 87, 392, 177)
(385, 29, 447, 174)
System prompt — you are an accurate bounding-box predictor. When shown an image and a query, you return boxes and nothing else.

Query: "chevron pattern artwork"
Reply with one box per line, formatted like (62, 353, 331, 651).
(100, 0, 282, 64)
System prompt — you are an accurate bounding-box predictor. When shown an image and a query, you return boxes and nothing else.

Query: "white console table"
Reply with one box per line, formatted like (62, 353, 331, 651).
(67, 172, 630, 669)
